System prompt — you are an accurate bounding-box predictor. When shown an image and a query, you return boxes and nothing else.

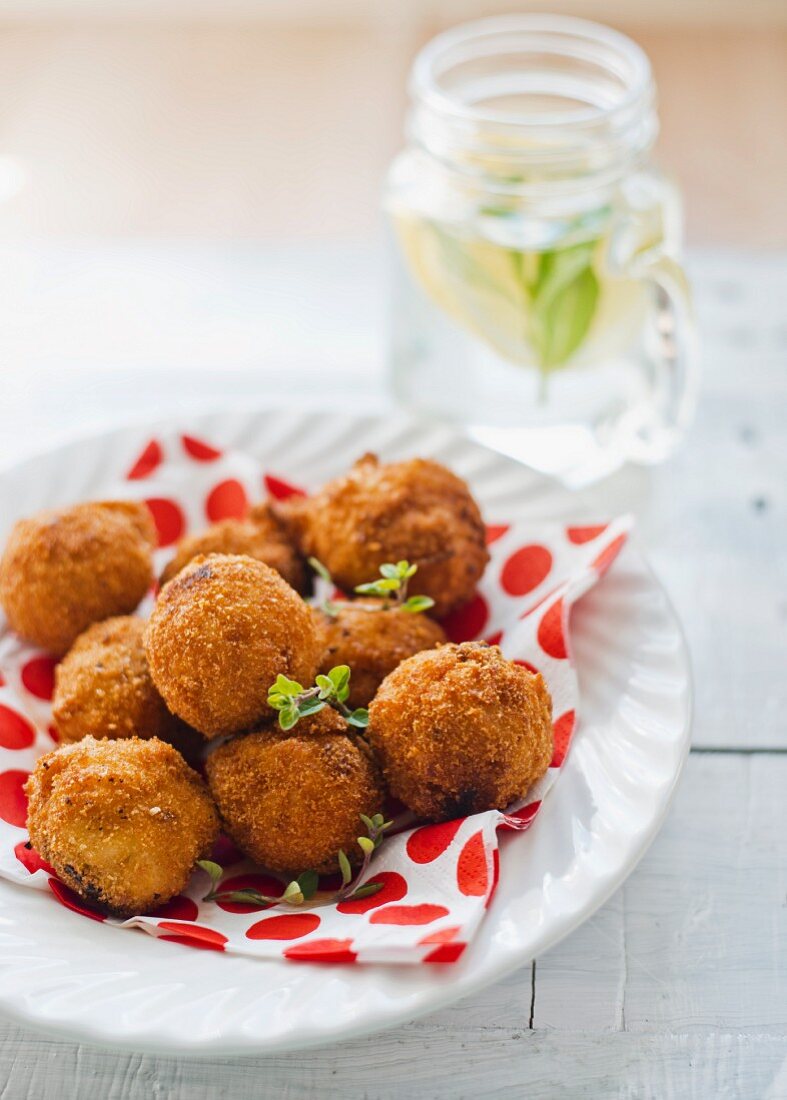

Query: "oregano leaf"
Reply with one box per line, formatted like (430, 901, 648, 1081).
(347, 881, 384, 901)
(308, 556, 333, 583)
(297, 870, 319, 900)
(402, 595, 435, 614)
(337, 849, 352, 886)
(197, 860, 223, 889)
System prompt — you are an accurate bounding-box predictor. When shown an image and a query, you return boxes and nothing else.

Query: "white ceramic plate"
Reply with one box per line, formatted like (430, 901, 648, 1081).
(0, 410, 691, 1055)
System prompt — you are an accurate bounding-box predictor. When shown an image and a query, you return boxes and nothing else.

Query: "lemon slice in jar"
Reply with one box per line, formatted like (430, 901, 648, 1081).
(395, 215, 533, 365)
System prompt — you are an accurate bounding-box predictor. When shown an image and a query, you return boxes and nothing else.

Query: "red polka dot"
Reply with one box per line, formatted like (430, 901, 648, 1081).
(567, 524, 608, 544)
(406, 819, 464, 864)
(215, 873, 284, 914)
(246, 912, 321, 941)
(48, 724, 60, 743)
(284, 938, 357, 963)
(503, 800, 542, 829)
(370, 904, 449, 926)
(20, 655, 58, 701)
(210, 834, 244, 867)
(0, 671, 5, 686)
(485, 524, 509, 544)
(423, 942, 467, 963)
(158, 923, 227, 951)
(514, 659, 541, 676)
(456, 830, 488, 897)
(418, 926, 461, 946)
(14, 840, 54, 875)
(0, 704, 35, 750)
(145, 498, 186, 548)
(147, 895, 199, 921)
(551, 710, 576, 768)
(206, 479, 249, 522)
(593, 533, 627, 576)
(485, 848, 500, 909)
(337, 872, 408, 915)
(501, 544, 553, 597)
(127, 439, 163, 480)
(537, 598, 567, 659)
(182, 434, 222, 462)
(48, 878, 105, 922)
(441, 593, 489, 643)
(264, 474, 306, 501)
(0, 770, 29, 826)
(485, 631, 503, 646)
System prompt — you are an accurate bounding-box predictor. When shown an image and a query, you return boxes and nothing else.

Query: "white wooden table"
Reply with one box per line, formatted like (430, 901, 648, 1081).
(0, 244, 784, 1099)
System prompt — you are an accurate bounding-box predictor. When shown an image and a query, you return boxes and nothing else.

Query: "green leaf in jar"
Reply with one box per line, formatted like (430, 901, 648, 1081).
(395, 213, 602, 373)
(528, 241, 600, 370)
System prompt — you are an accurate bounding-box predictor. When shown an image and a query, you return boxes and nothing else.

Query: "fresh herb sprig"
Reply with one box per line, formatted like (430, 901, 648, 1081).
(355, 560, 434, 613)
(309, 556, 434, 615)
(307, 556, 342, 617)
(268, 664, 369, 731)
(197, 814, 393, 909)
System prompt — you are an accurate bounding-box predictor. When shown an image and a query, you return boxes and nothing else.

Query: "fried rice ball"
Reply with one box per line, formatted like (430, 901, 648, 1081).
(25, 736, 219, 916)
(159, 502, 306, 593)
(52, 616, 191, 748)
(145, 553, 319, 739)
(314, 599, 447, 708)
(277, 453, 489, 618)
(368, 641, 553, 821)
(0, 500, 155, 656)
(206, 709, 385, 874)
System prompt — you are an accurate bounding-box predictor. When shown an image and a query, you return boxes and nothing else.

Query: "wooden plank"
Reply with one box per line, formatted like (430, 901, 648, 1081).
(0, 1024, 784, 1100)
(536, 755, 787, 1035)
(644, 254, 787, 750)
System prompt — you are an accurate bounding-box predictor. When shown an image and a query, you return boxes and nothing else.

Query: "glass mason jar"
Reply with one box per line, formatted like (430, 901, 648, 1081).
(384, 16, 698, 485)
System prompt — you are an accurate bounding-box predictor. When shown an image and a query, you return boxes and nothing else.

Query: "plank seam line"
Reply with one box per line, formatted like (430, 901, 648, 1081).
(690, 748, 787, 755)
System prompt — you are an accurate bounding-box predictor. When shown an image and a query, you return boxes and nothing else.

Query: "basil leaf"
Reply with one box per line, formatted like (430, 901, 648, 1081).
(529, 242, 599, 369)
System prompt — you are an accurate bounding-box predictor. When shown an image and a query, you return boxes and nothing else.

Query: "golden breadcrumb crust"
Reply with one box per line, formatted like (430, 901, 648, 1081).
(368, 641, 553, 821)
(0, 501, 155, 656)
(160, 502, 306, 593)
(145, 553, 319, 739)
(276, 453, 489, 618)
(206, 712, 384, 874)
(53, 616, 189, 746)
(25, 736, 218, 916)
(314, 599, 446, 707)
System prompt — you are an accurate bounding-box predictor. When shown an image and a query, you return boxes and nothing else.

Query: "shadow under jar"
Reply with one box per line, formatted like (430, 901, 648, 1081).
(384, 15, 698, 486)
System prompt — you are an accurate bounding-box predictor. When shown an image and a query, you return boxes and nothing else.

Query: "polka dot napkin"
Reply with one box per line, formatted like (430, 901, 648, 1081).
(0, 431, 631, 965)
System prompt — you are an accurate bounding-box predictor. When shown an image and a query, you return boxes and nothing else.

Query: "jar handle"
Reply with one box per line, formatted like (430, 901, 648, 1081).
(639, 254, 700, 456)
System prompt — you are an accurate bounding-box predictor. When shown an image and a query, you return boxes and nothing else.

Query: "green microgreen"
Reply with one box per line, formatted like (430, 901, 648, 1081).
(197, 815, 394, 910)
(308, 557, 435, 616)
(267, 666, 369, 732)
(354, 560, 435, 614)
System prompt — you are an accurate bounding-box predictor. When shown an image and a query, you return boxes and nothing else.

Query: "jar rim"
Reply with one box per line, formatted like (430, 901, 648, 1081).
(411, 14, 653, 134)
